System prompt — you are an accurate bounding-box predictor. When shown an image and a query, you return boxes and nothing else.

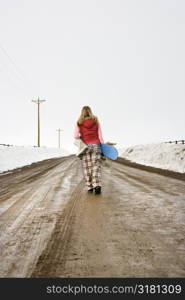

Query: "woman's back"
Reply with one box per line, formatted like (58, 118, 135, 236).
(74, 106, 104, 144)
(79, 119, 100, 144)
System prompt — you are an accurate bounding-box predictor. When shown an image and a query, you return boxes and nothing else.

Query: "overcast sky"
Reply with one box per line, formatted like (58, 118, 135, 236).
(0, 0, 185, 153)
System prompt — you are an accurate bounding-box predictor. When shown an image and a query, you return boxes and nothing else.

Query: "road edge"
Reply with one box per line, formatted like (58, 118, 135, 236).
(115, 157, 185, 181)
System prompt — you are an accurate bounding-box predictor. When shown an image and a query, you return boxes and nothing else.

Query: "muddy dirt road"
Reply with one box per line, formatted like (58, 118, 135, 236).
(0, 155, 185, 277)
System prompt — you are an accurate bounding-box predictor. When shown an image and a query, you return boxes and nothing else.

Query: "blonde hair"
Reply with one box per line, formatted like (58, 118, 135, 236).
(77, 106, 98, 125)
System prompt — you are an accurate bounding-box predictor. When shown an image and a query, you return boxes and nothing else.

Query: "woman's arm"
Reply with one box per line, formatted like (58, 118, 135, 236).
(74, 125, 81, 139)
(98, 123, 104, 143)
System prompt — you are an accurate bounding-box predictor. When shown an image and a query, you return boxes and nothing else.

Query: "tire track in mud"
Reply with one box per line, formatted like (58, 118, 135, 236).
(111, 161, 185, 196)
(0, 157, 83, 277)
(0, 157, 76, 224)
(0, 156, 73, 201)
(0, 156, 185, 277)
(30, 182, 84, 277)
(30, 180, 123, 278)
(103, 165, 185, 277)
(30, 160, 159, 278)
(30, 158, 185, 278)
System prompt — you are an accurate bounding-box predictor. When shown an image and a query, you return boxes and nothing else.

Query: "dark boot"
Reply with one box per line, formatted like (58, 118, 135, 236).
(87, 188, 94, 193)
(94, 186, 101, 195)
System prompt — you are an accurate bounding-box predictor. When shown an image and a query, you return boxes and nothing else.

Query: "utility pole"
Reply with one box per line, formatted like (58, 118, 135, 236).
(56, 129, 62, 148)
(31, 98, 46, 147)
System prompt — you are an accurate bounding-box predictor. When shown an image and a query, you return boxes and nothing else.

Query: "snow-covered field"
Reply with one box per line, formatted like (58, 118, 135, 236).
(0, 145, 69, 173)
(1, 143, 185, 174)
(120, 143, 185, 173)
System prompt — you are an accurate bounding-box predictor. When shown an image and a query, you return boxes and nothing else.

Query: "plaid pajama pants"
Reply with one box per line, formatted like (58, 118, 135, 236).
(81, 143, 102, 190)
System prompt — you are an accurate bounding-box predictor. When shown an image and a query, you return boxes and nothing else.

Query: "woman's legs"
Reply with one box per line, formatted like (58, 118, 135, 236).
(81, 144, 102, 191)
(91, 150, 101, 188)
(82, 151, 93, 190)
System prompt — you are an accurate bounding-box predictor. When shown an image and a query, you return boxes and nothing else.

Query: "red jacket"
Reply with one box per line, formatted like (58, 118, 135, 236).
(76, 119, 103, 144)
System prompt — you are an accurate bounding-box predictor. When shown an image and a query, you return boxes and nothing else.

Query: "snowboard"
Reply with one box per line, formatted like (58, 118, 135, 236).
(100, 143, 118, 160)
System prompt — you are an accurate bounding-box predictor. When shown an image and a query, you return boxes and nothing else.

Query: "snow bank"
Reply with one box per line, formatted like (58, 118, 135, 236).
(0, 145, 69, 173)
(120, 143, 185, 173)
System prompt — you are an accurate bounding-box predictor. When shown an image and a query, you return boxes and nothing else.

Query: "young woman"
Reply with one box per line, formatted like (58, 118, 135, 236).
(74, 106, 104, 194)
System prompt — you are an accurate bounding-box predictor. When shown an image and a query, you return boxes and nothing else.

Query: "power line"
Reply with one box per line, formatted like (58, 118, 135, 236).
(0, 42, 38, 94)
(0, 43, 26, 81)
(0, 62, 29, 92)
